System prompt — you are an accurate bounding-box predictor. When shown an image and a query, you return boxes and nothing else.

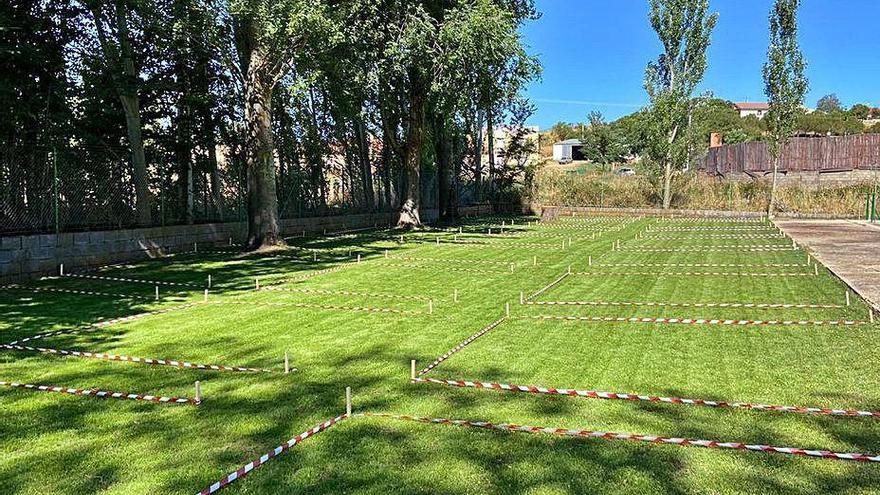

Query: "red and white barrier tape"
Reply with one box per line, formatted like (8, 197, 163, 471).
(595, 263, 806, 268)
(647, 227, 773, 232)
(196, 414, 348, 494)
(418, 317, 507, 377)
(259, 285, 431, 301)
(372, 262, 512, 276)
(1, 343, 272, 373)
(412, 377, 880, 418)
(525, 300, 843, 309)
(365, 413, 880, 463)
(5, 303, 203, 346)
(443, 240, 563, 250)
(644, 235, 784, 240)
(273, 262, 358, 284)
(205, 300, 423, 315)
(573, 271, 813, 277)
(0, 380, 197, 405)
(528, 272, 570, 301)
(2, 284, 154, 300)
(620, 246, 794, 252)
(386, 255, 513, 266)
(62, 272, 202, 288)
(518, 315, 863, 326)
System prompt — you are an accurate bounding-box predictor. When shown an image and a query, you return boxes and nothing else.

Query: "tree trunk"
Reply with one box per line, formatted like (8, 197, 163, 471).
(473, 110, 484, 202)
(433, 115, 452, 221)
(768, 154, 779, 217)
(356, 118, 375, 210)
(398, 72, 426, 229)
(243, 64, 281, 247)
(662, 160, 673, 209)
(114, 4, 151, 225)
(486, 106, 495, 202)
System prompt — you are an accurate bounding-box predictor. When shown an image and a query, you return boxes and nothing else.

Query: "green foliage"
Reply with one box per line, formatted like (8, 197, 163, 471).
(797, 111, 866, 135)
(581, 111, 625, 167)
(815, 93, 842, 114)
(848, 103, 872, 119)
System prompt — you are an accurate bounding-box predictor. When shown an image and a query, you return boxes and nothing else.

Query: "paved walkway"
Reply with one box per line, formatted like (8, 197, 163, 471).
(775, 219, 880, 311)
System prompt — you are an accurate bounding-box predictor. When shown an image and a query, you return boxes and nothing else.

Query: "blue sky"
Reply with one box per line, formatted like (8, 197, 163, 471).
(523, 0, 880, 129)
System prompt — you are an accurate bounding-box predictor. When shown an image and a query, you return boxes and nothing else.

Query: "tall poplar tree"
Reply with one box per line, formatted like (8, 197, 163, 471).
(763, 0, 807, 217)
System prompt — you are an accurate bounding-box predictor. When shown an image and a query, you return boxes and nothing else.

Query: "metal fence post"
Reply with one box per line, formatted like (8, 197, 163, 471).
(52, 147, 60, 234)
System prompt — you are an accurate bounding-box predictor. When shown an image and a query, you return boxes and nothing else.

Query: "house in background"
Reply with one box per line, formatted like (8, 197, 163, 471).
(484, 125, 540, 167)
(552, 139, 585, 163)
(733, 102, 770, 119)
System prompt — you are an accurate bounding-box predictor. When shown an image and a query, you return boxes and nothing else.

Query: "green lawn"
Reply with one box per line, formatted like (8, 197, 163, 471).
(1, 215, 879, 494)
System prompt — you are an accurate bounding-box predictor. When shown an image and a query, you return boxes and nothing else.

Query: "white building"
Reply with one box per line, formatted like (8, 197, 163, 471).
(552, 139, 584, 163)
(733, 102, 770, 119)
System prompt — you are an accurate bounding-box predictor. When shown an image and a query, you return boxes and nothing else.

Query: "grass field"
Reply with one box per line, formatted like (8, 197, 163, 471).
(2, 215, 879, 494)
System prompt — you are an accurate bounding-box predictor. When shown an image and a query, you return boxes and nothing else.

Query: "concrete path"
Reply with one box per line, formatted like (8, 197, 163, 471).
(775, 219, 880, 311)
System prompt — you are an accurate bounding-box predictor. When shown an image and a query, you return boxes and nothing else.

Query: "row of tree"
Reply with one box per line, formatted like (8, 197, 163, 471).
(1, 0, 540, 244)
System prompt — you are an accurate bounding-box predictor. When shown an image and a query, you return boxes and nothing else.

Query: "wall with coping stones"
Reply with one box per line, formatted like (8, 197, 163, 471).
(0, 205, 505, 284)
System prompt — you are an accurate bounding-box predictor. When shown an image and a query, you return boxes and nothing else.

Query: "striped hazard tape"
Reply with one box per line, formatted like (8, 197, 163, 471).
(418, 317, 507, 377)
(412, 377, 880, 418)
(62, 272, 202, 288)
(528, 272, 570, 301)
(526, 300, 844, 309)
(259, 286, 431, 301)
(620, 246, 795, 252)
(573, 271, 813, 277)
(0, 380, 197, 405)
(1, 284, 155, 300)
(196, 414, 349, 495)
(518, 315, 864, 326)
(272, 262, 358, 284)
(647, 226, 772, 232)
(205, 300, 423, 315)
(365, 413, 880, 463)
(5, 303, 203, 346)
(1, 343, 272, 373)
(386, 255, 514, 266)
(644, 234, 784, 240)
(372, 262, 512, 276)
(595, 263, 807, 268)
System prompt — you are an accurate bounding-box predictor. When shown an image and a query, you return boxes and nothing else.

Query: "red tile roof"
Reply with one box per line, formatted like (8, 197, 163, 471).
(733, 102, 770, 111)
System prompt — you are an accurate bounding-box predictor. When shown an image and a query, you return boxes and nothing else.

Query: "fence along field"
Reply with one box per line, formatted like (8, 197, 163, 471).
(1, 214, 879, 494)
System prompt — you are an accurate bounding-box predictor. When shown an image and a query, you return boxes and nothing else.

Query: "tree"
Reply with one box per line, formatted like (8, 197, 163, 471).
(816, 93, 841, 114)
(849, 103, 871, 120)
(643, 0, 717, 209)
(582, 111, 624, 168)
(227, 0, 334, 247)
(84, 0, 153, 225)
(763, 0, 808, 217)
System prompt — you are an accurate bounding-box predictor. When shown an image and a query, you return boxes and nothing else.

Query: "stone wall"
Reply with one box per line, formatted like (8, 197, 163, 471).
(0, 205, 507, 284)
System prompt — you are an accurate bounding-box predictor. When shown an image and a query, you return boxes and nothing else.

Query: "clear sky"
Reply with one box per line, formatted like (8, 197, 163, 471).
(522, 0, 880, 129)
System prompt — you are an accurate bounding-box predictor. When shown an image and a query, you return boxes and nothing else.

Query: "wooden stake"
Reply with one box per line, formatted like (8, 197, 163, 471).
(357, 254, 361, 263)
(411, 360, 416, 380)
(436, 237, 440, 245)
(567, 265, 572, 274)
(588, 255, 592, 266)
(195, 381, 201, 403)
(846, 291, 851, 306)
(59, 263, 64, 276)
(533, 255, 537, 266)
(400, 234, 404, 244)
(509, 263, 514, 273)
(345, 387, 352, 416)
(384, 250, 388, 258)
(459, 226, 462, 234)
(155, 286, 159, 300)
(284, 351, 290, 374)
(488, 228, 492, 235)
(520, 291, 524, 304)
(453, 289, 459, 303)
(814, 264, 819, 276)
(255, 278, 260, 290)
(870, 309, 875, 324)
(428, 300, 433, 314)
(207, 274, 211, 288)
(229, 236, 233, 246)
(505, 302, 510, 317)
(194, 242, 198, 253)
(203, 289, 208, 302)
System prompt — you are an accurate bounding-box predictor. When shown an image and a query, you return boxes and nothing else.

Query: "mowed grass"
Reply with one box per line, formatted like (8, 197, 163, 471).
(1, 215, 879, 494)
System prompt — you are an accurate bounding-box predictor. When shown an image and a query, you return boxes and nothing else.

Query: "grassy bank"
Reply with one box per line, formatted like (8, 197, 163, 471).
(533, 169, 877, 216)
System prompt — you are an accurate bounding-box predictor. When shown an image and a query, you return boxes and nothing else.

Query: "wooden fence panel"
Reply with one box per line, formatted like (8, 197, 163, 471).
(699, 135, 880, 174)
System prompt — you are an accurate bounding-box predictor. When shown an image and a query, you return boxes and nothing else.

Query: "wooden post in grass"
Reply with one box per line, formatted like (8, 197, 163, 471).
(59, 263, 64, 276)
(229, 236, 233, 246)
(203, 289, 208, 302)
(588, 255, 592, 266)
(195, 381, 201, 403)
(568, 237, 572, 247)
(255, 278, 260, 290)
(428, 300, 433, 314)
(846, 291, 851, 306)
(520, 291, 524, 304)
(384, 250, 388, 259)
(436, 237, 440, 245)
(814, 264, 819, 276)
(509, 263, 514, 273)
(459, 226, 462, 234)
(568, 265, 572, 275)
(488, 228, 492, 235)
(453, 289, 459, 303)
(870, 309, 875, 324)
(194, 242, 198, 253)
(533, 255, 537, 266)
(616, 239, 621, 250)
(792, 239, 797, 249)
(400, 234, 404, 244)
(207, 274, 211, 288)
(346, 387, 352, 416)
(155, 286, 159, 300)
(313, 251, 317, 262)
(410, 360, 416, 380)
(284, 351, 290, 374)
(561, 239, 565, 250)
(505, 302, 510, 317)
(357, 254, 361, 263)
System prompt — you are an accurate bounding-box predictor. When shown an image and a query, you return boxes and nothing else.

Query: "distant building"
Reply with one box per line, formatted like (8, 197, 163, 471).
(552, 139, 585, 163)
(484, 125, 540, 166)
(733, 102, 770, 119)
